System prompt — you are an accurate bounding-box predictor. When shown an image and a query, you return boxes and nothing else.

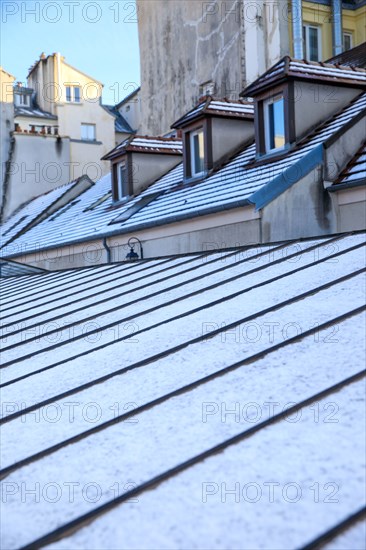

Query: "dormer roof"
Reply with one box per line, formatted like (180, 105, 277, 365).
(242, 56, 366, 97)
(172, 97, 254, 129)
(14, 85, 33, 95)
(102, 135, 183, 161)
(326, 42, 366, 69)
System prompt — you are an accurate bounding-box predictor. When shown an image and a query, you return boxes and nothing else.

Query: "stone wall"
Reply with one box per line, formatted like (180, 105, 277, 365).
(136, 0, 289, 135)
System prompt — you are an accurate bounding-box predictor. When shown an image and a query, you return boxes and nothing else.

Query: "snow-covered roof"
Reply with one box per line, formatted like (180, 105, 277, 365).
(103, 135, 183, 161)
(332, 141, 366, 188)
(243, 56, 366, 96)
(0, 179, 80, 250)
(1, 231, 365, 548)
(102, 105, 134, 134)
(1, 92, 365, 258)
(172, 97, 254, 128)
(0, 258, 46, 278)
(14, 105, 57, 120)
(327, 42, 366, 69)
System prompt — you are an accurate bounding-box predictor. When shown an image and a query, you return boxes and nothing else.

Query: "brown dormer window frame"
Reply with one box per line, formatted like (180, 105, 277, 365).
(254, 82, 295, 158)
(182, 118, 213, 182)
(111, 155, 133, 202)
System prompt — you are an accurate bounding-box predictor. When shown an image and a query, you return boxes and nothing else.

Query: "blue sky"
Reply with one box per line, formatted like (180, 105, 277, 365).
(0, 0, 140, 105)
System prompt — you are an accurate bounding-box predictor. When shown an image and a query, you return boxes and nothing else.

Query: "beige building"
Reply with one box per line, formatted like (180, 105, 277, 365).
(27, 53, 117, 182)
(0, 67, 15, 218)
(136, 0, 366, 136)
(1, 54, 137, 221)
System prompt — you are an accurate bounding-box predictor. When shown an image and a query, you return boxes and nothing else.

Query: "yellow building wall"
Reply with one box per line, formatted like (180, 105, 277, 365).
(288, 2, 366, 61)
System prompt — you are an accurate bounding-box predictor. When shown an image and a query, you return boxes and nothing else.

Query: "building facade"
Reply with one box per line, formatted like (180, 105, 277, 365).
(136, 0, 366, 136)
(0, 67, 15, 217)
(1, 54, 136, 221)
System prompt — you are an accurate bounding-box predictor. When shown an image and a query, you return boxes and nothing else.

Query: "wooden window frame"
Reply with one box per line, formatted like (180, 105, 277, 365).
(182, 118, 213, 182)
(254, 82, 295, 158)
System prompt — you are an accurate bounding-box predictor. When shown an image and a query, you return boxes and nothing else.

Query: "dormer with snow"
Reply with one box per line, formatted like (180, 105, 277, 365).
(171, 97, 254, 183)
(242, 57, 366, 160)
(102, 136, 183, 203)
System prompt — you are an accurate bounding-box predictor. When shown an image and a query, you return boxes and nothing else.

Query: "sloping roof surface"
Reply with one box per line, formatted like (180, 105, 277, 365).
(326, 42, 366, 68)
(243, 56, 366, 96)
(2, 92, 365, 258)
(173, 97, 254, 128)
(333, 141, 366, 187)
(0, 259, 46, 278)
(14, 92, 57, 121)
(102, 105, 134, 134)
(0, 179, 80, 250)
(116, 86, 141, 108)
(0, 232, 365, 549)
(103, 135, 183, 160)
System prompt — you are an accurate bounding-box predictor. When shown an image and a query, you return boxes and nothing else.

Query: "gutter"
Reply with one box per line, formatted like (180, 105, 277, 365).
(102, 237, 112, 263)
(328, 178, 366, 192)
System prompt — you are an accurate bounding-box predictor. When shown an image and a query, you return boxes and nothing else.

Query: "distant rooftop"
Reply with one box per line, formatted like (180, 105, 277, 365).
(116, 86, 141, 109)
(326, 42, 366, 69)
(102, 105, 134, 134)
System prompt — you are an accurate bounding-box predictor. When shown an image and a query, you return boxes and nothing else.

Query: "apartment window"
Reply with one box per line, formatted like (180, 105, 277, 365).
(303, 25, 322, 61)
(190, 129, 205, 177)
(81, 124, 96, 141)
(15, 94, 30, 107)
(264, 95, 285, 153)
(343, 32, 353, 52)
(66, 86, 81, 103)
(117, 161, 128, 200)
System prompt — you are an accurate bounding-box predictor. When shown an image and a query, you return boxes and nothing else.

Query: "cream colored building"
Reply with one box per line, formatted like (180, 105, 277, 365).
(27, 53, 117, 182)
(1, 54, 136, 220)
(0, 67, 15, 218)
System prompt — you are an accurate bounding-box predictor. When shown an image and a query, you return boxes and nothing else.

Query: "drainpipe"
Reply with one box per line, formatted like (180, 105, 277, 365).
(291, 0, 304, 59)
(332, 0, 343, 56)
(103, 237, 112, 264)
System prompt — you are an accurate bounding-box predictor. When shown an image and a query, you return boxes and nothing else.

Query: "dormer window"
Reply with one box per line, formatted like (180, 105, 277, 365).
(190, 128, 205, 177)
(172, 98, 254, 182)
(254, 87, 291, 158)
(15, 93, 30, 107)
(243, 56, 366, 161)
(102, 136, 182, 203)
(264, 95, 285, 153)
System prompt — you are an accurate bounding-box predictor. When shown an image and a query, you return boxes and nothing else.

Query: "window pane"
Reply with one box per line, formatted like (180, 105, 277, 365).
(66, 86, 71, 102)
(74, 87, 81, 102)
(118, 163, 127, 198)
(193, 132, 204, 174)
(266, 96, 285, 152)
(343, 34, 352, 51)
(81, 124, 95, 140)
(273, 98, 285, 149)
(309, 27, 319, 61)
